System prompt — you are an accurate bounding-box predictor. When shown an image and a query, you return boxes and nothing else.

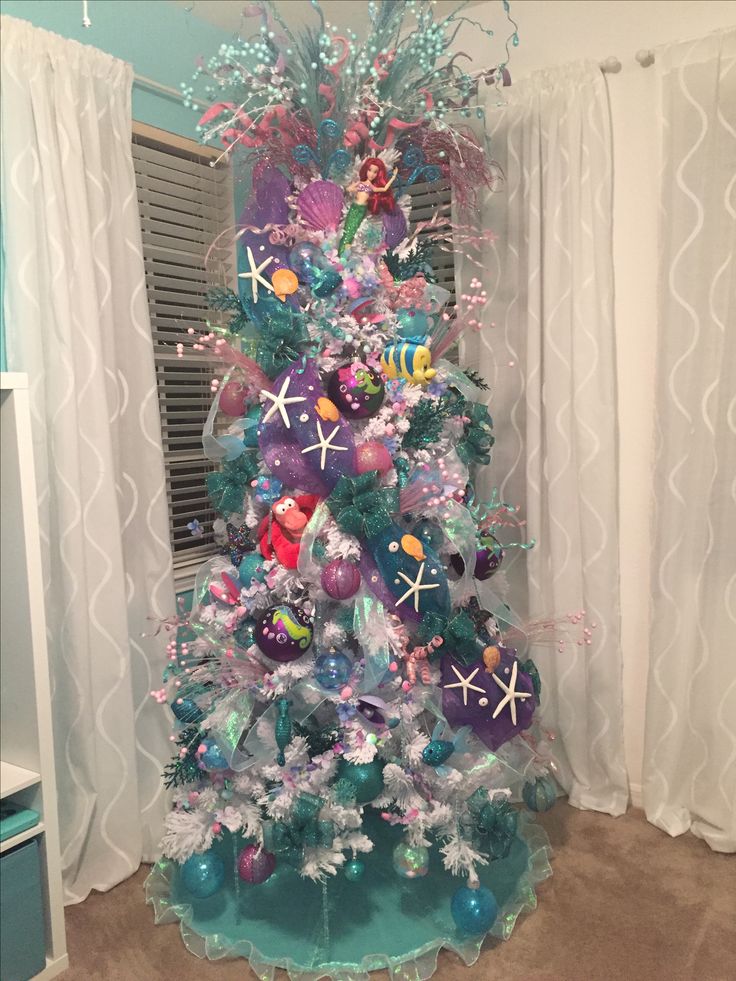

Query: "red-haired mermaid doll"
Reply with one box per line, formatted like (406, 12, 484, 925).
(338, 157, 397, 255)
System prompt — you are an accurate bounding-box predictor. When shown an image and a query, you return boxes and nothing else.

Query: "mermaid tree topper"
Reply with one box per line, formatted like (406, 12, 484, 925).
(338, 157, 398, 255)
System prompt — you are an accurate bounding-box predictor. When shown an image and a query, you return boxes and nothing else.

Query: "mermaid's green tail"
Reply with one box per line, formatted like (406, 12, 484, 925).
(338, 203, 368, 256)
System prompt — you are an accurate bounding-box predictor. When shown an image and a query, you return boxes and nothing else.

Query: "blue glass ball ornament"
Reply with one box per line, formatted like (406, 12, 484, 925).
(171, 697, 203, 725)
(314, 650, 353, 690)
(200, 738, 228, 771)
(181, 851, 225, 899)
(522, 775, 558, 812)
(344, 858, 365, 882)
(392, 842, 429, 879)
(335, 758, 385, 804)
(451, 885, 498, 935)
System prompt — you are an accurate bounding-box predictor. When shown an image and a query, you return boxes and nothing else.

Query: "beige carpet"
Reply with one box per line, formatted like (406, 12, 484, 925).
(62, 804, 735, 981)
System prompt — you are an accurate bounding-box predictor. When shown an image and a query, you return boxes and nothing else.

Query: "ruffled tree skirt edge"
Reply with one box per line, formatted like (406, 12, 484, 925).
(145, 812, 552, 981)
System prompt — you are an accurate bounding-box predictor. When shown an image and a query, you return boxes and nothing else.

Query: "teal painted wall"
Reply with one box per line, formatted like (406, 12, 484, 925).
(0, 0, 225, 137)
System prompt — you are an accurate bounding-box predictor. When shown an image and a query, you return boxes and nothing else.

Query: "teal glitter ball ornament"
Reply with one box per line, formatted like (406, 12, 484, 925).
(522, 775, 557, 813)
(344, 858, 365, 882)
(335, 758, 385, 804)
(181, 851, 225, 899)
(171, 696, 203, 725)
(314, 650, 353, 690)
(451, 885, 498, 935)
(392, 842, 429, 879)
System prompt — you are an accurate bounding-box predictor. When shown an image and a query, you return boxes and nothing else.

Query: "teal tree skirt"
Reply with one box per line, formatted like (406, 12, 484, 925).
(145, 811, 552, 981)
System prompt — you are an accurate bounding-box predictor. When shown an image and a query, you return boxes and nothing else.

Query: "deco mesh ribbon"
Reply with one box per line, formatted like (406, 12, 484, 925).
(263, 792, 335, 867)
(251, 301, 313, 377)
(462, 788, 519, 859)
(418, 610, 481, 662)
(326, 471, 399, 540)
(207, 452, 260, 513)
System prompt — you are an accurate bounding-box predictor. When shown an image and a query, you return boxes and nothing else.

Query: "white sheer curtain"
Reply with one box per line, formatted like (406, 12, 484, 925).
(462, 61, 628, 815)
(1, 17, 174, 899)
(643, 29, 736, 852)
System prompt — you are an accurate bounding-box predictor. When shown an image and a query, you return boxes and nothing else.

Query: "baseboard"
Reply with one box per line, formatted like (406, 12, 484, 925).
(629, 782, 643, 808)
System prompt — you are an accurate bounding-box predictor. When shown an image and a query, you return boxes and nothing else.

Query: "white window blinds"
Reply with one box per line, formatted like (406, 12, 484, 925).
(132, 126, 234, 588)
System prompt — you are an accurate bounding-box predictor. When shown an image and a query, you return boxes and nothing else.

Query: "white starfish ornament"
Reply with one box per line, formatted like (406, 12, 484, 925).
(238, 246, 275, 303)
(491, 660, 532, 725)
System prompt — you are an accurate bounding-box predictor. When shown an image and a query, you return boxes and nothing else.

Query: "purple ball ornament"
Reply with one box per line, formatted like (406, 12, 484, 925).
(451, 537, 505, 582)
(321, 559, 361, 600)
(238, 845, 276, 884)
(327, 362, 385, 419)
(256, 603, 314, 662)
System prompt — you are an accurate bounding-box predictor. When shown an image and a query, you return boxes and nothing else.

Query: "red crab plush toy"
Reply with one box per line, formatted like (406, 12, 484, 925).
(257, 494, 320, 569)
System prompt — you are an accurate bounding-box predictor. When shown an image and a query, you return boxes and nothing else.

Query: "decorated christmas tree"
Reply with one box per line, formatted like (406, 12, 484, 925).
(146, 2, 566, 976)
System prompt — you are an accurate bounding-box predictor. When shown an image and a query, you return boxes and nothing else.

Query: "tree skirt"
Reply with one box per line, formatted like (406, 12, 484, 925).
(145, 811, 552, 981)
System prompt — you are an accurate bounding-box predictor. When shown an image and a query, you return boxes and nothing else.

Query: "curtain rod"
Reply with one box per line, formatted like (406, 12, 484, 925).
(133, 73, 207, 109)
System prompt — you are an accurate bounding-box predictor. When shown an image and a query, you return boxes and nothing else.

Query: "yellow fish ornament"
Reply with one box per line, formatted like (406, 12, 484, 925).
(381, 341, 436, 386)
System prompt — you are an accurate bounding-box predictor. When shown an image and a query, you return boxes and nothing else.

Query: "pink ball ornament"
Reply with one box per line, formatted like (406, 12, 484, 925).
(219, 379, 248, 417)
(355, 441, 393, 476)
(238, 845, 276, 884)
(321, 559, 361, 600)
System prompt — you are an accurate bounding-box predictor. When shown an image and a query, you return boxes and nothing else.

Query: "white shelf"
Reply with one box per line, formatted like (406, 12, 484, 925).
(0, 371, 29, 390)
(0, 820, 45, 854)
(35, 953, 70, 981)
(0, 759, 42, 798)
(1, 375, 68, 974)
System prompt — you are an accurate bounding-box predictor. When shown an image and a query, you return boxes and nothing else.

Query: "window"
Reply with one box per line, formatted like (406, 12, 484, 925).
(132, 123, 235, 589)
(405, 178, 455, 307)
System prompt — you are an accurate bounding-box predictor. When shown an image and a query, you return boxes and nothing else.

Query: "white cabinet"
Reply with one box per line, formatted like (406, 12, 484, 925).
(1, 373, 68, 979)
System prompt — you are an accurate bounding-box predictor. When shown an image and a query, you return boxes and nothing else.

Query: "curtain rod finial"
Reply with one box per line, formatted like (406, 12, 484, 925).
(636, 49, 655, 68)
(600, 56, 622, 74)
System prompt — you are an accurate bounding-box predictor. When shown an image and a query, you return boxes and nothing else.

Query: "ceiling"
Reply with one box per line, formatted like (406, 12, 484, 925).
(168, 0, 484, 33)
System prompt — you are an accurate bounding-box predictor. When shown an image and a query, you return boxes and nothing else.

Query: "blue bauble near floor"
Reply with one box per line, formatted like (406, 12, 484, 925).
(181, 851, 225, 899)
(451, 885, 498, 935)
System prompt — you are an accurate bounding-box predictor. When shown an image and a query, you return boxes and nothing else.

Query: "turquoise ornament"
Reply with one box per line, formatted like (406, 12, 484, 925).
(200, 738, 228, 771)
(336, 758, 385, 804)
(392, 842, 429, 879)
(451, 885, 498, 935)
(181, 851, 225, 899)
(171, 697, 203, 725)
(344, 858, 365, 882)
(422, 723, 471, 768)
(238, 552, 266, 589)
(314, 651, 353, 690)
(274, 697, 292, 767)
(522, 775, 557, 813)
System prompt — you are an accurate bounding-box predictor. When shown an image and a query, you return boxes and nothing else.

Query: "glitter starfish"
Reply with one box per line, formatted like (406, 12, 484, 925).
(443, 664, 486, 707)
(395, 561, 440, 612)
(301, 420, 349, 470)
(238, 247, 275, 303)
(260, 376, 306, 429)
(491, 660, 533, 725)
